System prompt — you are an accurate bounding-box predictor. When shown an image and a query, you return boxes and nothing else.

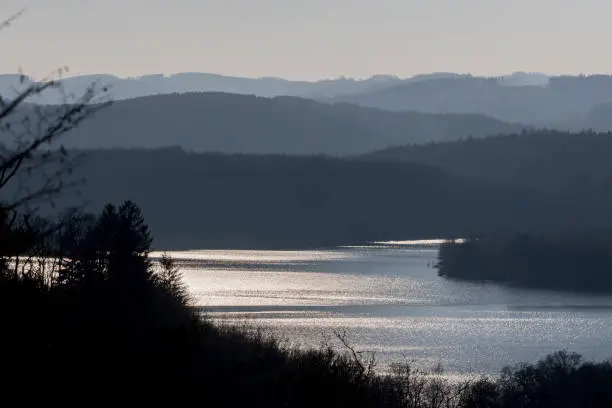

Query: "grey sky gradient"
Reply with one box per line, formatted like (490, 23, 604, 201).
(1, 0, 610, 80)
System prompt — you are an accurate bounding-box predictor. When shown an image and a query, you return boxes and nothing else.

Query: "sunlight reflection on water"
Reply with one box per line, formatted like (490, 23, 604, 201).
(152, 245, 612, 377)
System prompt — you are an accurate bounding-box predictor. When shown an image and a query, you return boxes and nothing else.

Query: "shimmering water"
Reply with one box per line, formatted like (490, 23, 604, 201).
(154, 245, 612, 377)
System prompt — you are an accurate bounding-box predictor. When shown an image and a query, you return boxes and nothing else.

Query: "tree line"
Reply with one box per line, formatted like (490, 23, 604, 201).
(437, 232, 612, 293)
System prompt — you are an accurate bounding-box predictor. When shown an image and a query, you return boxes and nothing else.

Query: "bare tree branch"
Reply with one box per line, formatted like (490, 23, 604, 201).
(0, 83, 109, 212)
(0, 9, 110, 223)
(0, 8, 26, 32)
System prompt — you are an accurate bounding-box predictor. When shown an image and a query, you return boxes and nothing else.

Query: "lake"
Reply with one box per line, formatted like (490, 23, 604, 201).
(154, 243, 612, 378)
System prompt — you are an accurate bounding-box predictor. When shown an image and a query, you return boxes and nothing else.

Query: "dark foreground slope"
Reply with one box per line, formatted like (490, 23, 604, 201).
(5, 201, 612, 407)
(48, 92, 529, 155)
(46, 148, 611, 249)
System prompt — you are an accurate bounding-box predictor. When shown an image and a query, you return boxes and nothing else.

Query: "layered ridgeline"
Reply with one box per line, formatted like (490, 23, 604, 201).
(15, 72, 612, 131)
(10, 129, 612, 249)
(0, 71, 544, 103)
(22, 147, 609, 250)
(332, 75, 612, 128)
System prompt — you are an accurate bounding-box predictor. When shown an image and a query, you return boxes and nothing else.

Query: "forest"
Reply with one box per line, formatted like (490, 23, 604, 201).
(365, 129, 612, 194)
(437, 233, 612, 294)
(22, 146, 609, 249)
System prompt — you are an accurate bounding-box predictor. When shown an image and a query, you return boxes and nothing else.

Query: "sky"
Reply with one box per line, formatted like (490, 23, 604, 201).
(1, 0, 611, 80)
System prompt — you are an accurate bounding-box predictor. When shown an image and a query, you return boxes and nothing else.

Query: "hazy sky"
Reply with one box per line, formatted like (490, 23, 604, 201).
(1, 0, 611, 80)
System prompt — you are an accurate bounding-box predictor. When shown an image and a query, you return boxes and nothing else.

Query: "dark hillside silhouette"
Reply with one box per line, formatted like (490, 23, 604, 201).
(30, 92, 529, 155)
(28, 147, 612, 250)
(364, 129, 612, 195)
(437, 232, 612, 294)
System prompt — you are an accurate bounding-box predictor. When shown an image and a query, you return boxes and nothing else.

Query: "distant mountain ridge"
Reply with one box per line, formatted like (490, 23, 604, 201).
(0, 72, 403, 103)
(11, 70, 612, 132)
(0, 71, 549, 104)
(332, 75, 612, 127)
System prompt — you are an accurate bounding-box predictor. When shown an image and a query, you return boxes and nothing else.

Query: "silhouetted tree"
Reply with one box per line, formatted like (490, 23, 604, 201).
(91, 201, 152, 283)
(156, 253, 190, 307)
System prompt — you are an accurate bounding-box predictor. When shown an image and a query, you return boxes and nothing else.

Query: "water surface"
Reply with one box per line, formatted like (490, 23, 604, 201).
(155, 245, 612, 377)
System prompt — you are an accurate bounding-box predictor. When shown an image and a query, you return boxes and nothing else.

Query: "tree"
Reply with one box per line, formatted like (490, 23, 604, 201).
(55, 201, 153, 290)
(156, 253, 190, 307)
(97, 201, 152, 282)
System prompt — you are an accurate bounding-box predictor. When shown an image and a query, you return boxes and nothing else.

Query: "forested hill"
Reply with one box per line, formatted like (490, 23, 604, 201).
(363, 129, 612, 194)
(45, 92, 530, 155)
(39, 147, 612, 250)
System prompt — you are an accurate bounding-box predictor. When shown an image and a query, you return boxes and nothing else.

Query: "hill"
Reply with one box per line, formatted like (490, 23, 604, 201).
(332, 75, 612, 128)
(364, 129, 612, 194)
(34, 147, 611, 250)
(47, 93, 528, 155)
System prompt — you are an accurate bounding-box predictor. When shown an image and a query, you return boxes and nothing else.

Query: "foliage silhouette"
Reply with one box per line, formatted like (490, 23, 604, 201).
(437, 232, 612, 294)
(1, 202, 612, 406)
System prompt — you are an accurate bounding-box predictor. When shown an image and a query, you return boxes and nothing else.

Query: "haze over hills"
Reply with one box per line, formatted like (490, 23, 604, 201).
(10, 70, 612, 132)
(0, 71, 548, 104)
(0, 72, 403, 103)
(331, 75, 612, 128)
(44, 92, 527, 155)
(578, 102, 612, 131)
